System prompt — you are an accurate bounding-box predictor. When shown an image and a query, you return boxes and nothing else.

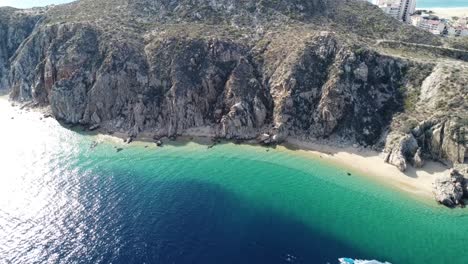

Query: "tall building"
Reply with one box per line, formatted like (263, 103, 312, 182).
(398, 0, 417, 22)
(379, 2, 402, 20)
(374, 0, 417, 23)
(374, 0, 403, 20)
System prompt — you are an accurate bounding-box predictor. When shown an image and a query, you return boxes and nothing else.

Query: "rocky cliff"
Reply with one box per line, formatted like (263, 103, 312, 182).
(0, 0, 466, 173)
(0, 8, 43, 91)
(433, 168, 468, 207)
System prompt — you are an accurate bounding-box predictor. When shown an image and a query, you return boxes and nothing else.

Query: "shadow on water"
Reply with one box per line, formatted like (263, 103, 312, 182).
(64, 178, 371, 264)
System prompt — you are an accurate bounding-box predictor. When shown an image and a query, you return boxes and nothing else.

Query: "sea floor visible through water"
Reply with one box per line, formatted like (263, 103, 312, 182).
(0, 96, 467, 264)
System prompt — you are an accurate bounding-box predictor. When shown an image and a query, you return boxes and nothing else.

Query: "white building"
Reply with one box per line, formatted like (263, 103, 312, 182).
(379, 3, 401, 19)
(410, 14, 446, 35)
(443, 16, 468, 37)
(374, 0, 417, 23)
(420, 19, 445, 35)
(447, 25, 468, 37)
(462, 28, 468, 37)
(398, 0, 417, 22)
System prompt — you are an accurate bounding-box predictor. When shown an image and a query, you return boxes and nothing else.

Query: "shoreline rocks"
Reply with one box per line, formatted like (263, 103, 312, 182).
(433, 169, 467, 208)
(0, 0, 466, 208)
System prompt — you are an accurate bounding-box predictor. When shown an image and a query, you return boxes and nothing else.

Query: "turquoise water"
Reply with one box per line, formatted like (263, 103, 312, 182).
(418, 0, 468, 8)
(0, 98, 467, 264)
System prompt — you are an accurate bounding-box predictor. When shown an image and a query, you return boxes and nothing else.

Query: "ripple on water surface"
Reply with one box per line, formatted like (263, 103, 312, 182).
(0, 98, 467, 264)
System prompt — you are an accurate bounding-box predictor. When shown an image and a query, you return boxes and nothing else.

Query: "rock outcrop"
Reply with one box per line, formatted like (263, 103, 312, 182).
(385, 117, 467, 170)
(384, 134, 418, 171)
(0, 0, 466, 194)
(383, 58, 467, 175)
(0, 8, 43, 90)
(433, 169, 467, 207)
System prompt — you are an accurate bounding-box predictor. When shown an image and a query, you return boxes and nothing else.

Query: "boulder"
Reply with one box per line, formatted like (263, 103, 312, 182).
(385, 134, 418, 172)
(433, 169, 466, 207)
(91, 112, 101, 124)
(258, 133, 272, 144)
(89, 124, 100, 131)
(413, 148, 424, 168)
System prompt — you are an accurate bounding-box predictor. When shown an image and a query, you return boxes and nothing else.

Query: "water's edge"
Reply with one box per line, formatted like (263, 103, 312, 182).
(2, 95, 468, 264)
(1, 95, 445, 205)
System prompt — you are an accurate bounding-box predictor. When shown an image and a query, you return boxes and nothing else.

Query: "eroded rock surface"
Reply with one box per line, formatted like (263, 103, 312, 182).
(0, 0, 467, 206)
(433, 169, 467, 207)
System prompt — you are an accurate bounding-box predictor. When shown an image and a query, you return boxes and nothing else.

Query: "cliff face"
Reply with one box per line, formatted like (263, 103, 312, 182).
(0, 8, 43, 90)
(0, 0, 466, 170)
(7, 26, 409, 144)
(383, 62, 467, 170)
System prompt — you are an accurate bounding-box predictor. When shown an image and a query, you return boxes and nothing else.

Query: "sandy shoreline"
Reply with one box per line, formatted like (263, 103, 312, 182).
(282, 138, 448, 199)
(1, 95, 446, 200)
(107, 131, 447, 200)
(419, 7, 468, 18)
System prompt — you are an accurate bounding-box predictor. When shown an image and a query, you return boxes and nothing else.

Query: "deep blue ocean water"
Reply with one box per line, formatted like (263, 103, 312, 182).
(1, 98, 468, 264)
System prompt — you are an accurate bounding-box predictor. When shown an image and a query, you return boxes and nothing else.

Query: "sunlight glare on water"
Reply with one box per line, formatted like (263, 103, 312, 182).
(0, 97, 86, 262)
(1, 96, 468, 264)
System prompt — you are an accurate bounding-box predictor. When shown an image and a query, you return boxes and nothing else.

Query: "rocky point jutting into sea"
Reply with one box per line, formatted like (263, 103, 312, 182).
(0, 0, 467, 206)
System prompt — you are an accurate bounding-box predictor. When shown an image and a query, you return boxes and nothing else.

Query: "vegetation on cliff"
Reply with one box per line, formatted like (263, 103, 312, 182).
(0, 0, 466, 172)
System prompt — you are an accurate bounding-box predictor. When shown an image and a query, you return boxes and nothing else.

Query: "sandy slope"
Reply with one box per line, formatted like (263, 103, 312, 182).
(422, 8, 468, 18)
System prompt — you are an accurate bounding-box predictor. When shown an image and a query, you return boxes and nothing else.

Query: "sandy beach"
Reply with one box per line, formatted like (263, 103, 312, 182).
(420, 8, 468, 18)
(283, 138, 449, 199)
(0, 94, 446, 200)
(106, 131, 446, 200)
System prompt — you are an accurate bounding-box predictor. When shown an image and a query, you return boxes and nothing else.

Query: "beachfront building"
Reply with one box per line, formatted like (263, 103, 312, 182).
(447, 17, 468, 37)
(374, 0, 401, 20)
(377, 1, 401, 19)
(374, 0, 416, 23)
(419, 19, 446, 35)
(447, 25, 468, 37)
(410, 13, 446, 35)
(398, 0, 416, 22)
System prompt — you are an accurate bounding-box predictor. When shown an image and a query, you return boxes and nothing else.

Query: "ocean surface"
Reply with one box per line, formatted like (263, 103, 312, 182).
(417, 0, 468, 8)
(0, 97, 467, 264)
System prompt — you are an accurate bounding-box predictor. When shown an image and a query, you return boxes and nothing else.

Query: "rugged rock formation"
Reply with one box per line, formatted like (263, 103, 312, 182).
(413, 148, 424, 168)
(384, 134, 418, 172)
(0, 8, 44, 90)
(385, 117, 467, 170)
(433, 169, 467, 207)
(0, 0, 466, 180)
(384, 62, 467, 170)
